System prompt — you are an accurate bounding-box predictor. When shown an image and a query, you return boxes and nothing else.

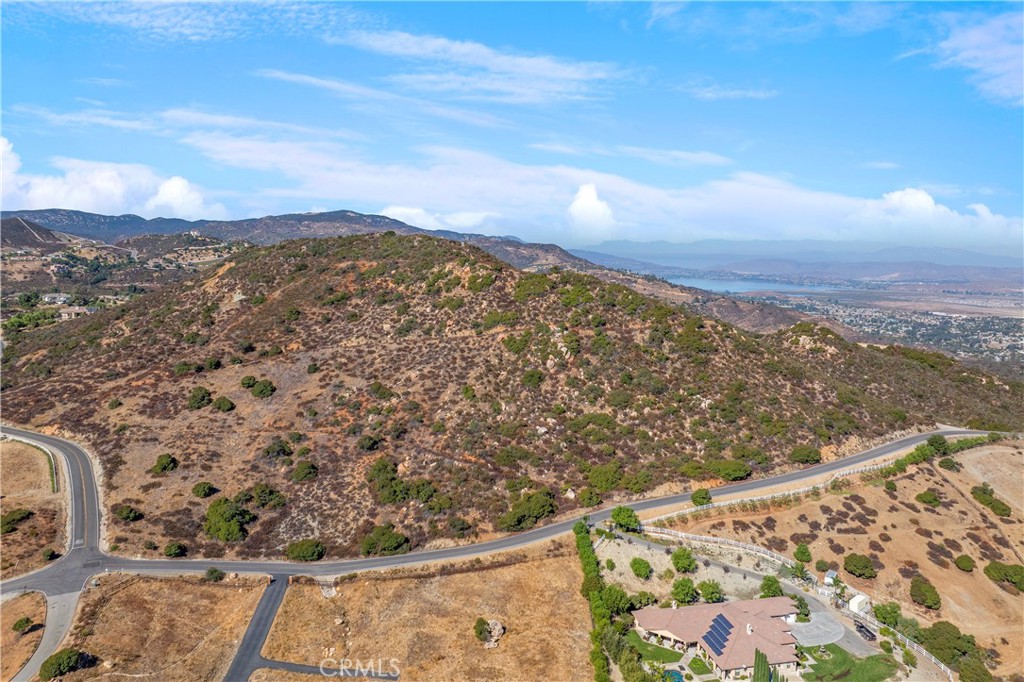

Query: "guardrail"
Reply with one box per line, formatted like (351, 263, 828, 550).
(843, 610, 954, 682)
(642, 526, 818, 587)
(645, 459, 895, 527)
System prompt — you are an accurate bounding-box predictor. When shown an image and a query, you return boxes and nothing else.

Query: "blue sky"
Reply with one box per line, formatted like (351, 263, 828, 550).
(2, 2, 1021, 251)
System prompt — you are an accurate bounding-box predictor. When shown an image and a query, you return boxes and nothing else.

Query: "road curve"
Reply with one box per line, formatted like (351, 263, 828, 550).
(0, 423, 989, 680)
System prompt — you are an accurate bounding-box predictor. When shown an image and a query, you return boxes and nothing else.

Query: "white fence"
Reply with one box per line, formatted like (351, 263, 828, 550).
(843, 609, 954, 682)
(645, 459, 895, 527)
(642, 526, 818, 587)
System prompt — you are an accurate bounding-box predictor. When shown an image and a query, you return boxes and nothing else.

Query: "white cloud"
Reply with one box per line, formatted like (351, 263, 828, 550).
(567, 184, 617, 241)
(78, 77, 128, 87)
(379, 206, 500, 232)
(10, 105, 154, 132)
(175, 131, 1022, 250)
(335, 30, 622, 103)
(1, 137, 226, 220)
(254, 68, 504, 128)
(159, 108, 363, 140)
(679, 79, 780, 101)
(616, 146, 733, 167)
(935, 12, 1023, 106)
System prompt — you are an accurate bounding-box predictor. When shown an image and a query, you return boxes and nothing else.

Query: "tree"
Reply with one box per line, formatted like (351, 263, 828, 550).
(873, 602, 902, 627)
(691, 488, 712, 506)
(151, 453, 178, 474)
(601, 585, 632, 614)
(588, 462, 622, 493)
(753, 649, 771, 682)
(578, 488, 601, 507)
(164, 542, 186, 557)
(789, 445, 822, 464)
(630, 557, 652, 580)
(41, 548, 58, 561)
(251, 379, 276, 398)
(910, 575, 941, 610)
(212, 396, 235, 412)
(927, 434, 950, 455)
(671, 547, 697, 573)
(790, 562, 810, 582)
(759, 575, 783, 598)
(192, 481, 216, 498)
(12, 616, 33, 634)
(187, 386, 212, 409)
(360, 524, 411, 556)
(844, 553, 877, 579)
(39, 648, 83, 681)
(204, 498, 255, 542)
(794, 543, 812, 563)
(698, 580, 723, 603)
(610, 506, 640, 531)
(497, 489, 557, 531)
(474, 617, 490, 642)
(672, 578, 697, 604)
(286, 539, 326, 561)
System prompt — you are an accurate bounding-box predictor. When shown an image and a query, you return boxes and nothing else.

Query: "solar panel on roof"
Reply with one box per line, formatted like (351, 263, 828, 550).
(702, 634, 725, 656)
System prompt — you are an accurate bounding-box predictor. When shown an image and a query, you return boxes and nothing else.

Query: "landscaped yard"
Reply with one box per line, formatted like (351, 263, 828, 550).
(801, 644, 898, 682)
(626, 630, 683, 664)
(688, 656, 713, 675)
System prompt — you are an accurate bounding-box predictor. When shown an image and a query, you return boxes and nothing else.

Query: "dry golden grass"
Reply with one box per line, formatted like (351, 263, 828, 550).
(0, 440, 65, 579)
(58, 574, 265, 682)
(668, 448, 1024, 676)
(262, 539, 590, 682)
(1, 591, 47, 681)
(247, 670, 323, 682)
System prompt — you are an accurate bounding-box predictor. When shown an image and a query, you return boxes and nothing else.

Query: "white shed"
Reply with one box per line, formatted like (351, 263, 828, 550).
(848, 594, 871, 614)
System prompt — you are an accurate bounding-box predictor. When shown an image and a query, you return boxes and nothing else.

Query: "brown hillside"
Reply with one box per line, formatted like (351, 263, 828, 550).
(1, 233, 1020, 561)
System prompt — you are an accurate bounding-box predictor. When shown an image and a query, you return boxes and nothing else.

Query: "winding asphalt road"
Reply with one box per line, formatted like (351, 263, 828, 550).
(0, 424, 988, 681)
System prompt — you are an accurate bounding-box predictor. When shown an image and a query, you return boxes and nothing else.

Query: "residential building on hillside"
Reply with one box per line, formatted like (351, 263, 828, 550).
(632, 597, 799, 680)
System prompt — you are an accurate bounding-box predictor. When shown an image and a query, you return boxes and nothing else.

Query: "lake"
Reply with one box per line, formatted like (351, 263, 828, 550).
(667, 277, 839, 294)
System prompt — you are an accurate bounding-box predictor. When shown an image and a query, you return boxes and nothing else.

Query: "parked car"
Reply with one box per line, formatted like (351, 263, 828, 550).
(855, 621, 877, 641)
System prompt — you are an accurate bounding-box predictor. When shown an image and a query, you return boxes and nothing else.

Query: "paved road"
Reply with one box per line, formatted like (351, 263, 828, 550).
(0, 424, 987, 680)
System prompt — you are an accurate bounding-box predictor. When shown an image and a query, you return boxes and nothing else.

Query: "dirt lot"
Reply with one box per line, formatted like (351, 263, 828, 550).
(262, 539, 590, 682)
(248, 671, 322, 682)
(952, 443, 1024, 514)
(0, 440, 65, 579)
(56, 574, 265, 682)
(665, 446, 1024, 677)
(1, 591, 47, 681)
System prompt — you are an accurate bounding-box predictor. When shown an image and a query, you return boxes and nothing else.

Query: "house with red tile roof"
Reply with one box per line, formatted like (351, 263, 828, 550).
(632, 597, 799, 680)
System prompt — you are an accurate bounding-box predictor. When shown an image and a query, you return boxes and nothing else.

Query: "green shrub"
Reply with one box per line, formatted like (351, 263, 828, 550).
(360, 524, 411, 556)
(115, 505, 142, 522)
(691, 488, 712, 506)
(306, 362, 319, 373)
(587, 461, 622, 493)
(39, 648, 83, 681)
(286, 539, 326, 561)
(971, 483, 1011, 517)
(251, 379, 276, 398)
(187, 386, 212, 409)
(0, 508, 32, 534)
(204, 357, 222, 371)
(163, 542, 186, 557)
(884, 480, 897, 492)
(916, 490, 941, 507)
(671, 547, 697, 573)
(578, 488, 601, 507)
(815, 559, 831, 572)
(698, 579, 723, 603)
(497, 489, 557, 531)
(983, 560, 1024, 590)
(212, 396, 235, 412)
(610, 506, 640, 531)
(954, 555, 975, 572)
(41, 548, 58, 561)
(205, 567, 226, 582)
(844, 553, 877, 578)
(290, 460, 319, 482)
(873, 602, 902, 627)
(241, 375, 257, 388)
(794, 543, 812, 563)
(672, 578, 697, 603)
(521, 369, 544, 388)
(759, 575, 783, 598)
(204, 498, 255, 541)
(151, 453, 178, 474)
(605, 558, 616, 571)
(789, 445, 822, 464)
(474, 617, 490, 642)
(630, 557, 652, 580)
(938, 457, 960, 471)
(12, 616, 33, 633)
(107, 398, 123, 409)
(879, 640, 893, 654)
(357, 434, 384, 451)
(910, 575, 941, 609)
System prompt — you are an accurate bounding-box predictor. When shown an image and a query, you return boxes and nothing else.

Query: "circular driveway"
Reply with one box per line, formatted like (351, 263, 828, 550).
(791, 609, 846, 647)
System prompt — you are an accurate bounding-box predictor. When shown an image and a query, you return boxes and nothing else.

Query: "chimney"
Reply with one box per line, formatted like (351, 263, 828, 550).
(746, 623, 753, 635)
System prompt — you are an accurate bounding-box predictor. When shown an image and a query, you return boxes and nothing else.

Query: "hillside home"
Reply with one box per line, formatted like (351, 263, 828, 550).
(632, 597, 799, 680)
(43, 293, 71, 305)
(59, 306, 99, 320)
